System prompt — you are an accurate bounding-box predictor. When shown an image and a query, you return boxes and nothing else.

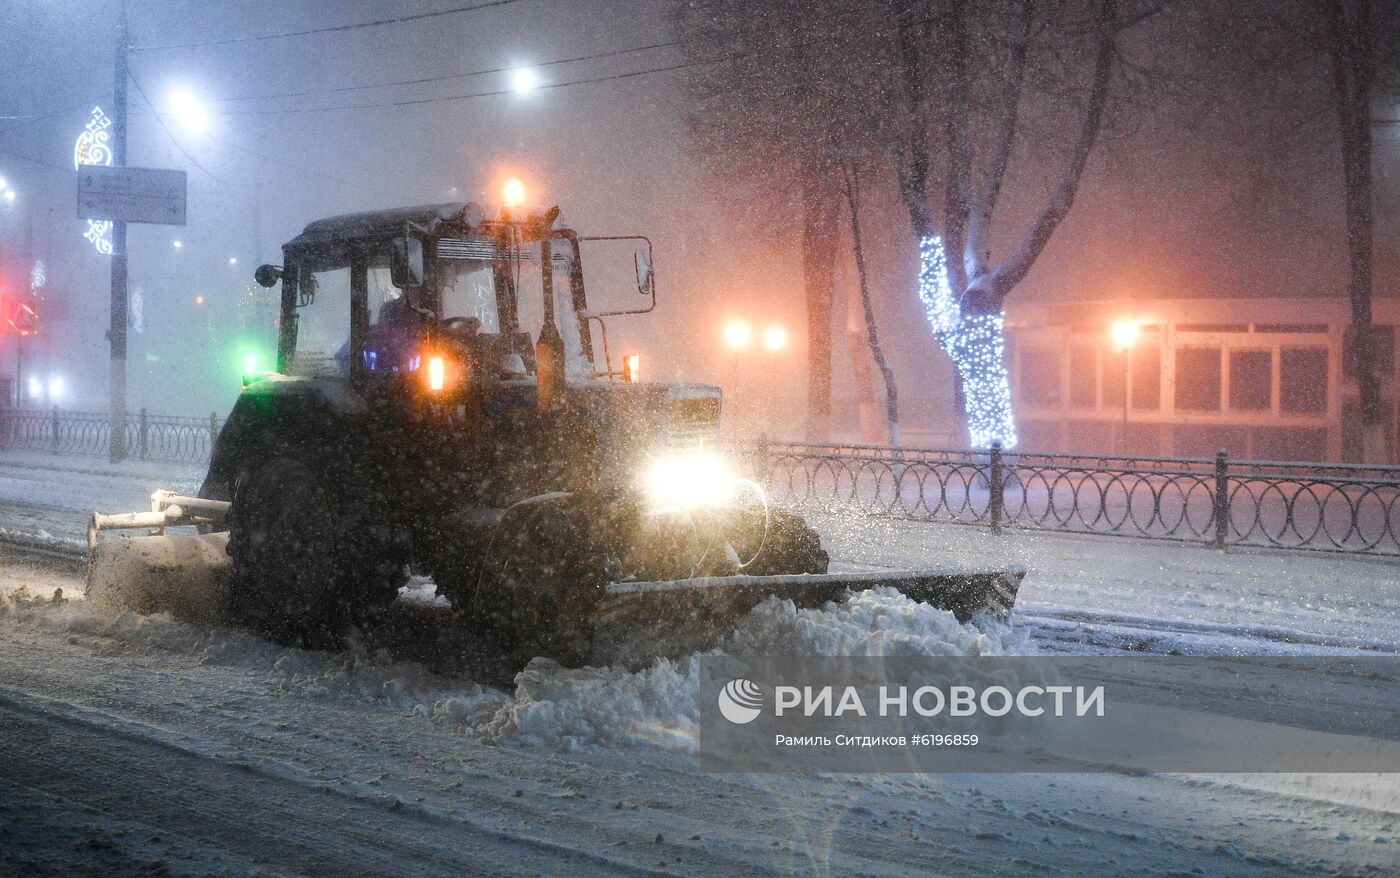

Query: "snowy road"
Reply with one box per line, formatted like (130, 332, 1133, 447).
(2, 451, 1400, 875)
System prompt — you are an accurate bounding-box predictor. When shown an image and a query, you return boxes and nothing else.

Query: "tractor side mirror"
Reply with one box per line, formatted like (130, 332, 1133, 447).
(390, 237, 424, 288)
(254, 264, 283, 288)
(634, 249, 653, 297)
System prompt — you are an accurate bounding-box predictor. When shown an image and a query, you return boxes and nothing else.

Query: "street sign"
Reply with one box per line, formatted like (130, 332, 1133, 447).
(77, 165, 186, 225)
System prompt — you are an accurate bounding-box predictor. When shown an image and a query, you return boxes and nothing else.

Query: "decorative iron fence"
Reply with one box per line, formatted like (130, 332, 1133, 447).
(732, 440, 1400, 556)
(3, 406, 1397, 555)
(0, 407, 222, 465)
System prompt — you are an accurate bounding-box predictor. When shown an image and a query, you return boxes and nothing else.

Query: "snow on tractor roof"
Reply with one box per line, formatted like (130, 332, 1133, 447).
(286, 202, 488, 249)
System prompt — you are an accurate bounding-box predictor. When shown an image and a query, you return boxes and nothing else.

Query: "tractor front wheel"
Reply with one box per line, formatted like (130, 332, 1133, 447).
(227, 457, 404, 646)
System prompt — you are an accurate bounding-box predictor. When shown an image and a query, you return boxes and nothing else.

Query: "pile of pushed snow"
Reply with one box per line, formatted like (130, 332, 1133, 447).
(479, 587, 1033, 752)
(3, 582, 1030, 755)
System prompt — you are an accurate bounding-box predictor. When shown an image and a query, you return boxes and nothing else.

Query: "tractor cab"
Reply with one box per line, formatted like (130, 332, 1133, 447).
(258, 201, 640, 398)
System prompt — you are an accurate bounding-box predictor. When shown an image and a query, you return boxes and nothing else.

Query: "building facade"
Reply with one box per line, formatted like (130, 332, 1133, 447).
(1005, 298, 1399, 462)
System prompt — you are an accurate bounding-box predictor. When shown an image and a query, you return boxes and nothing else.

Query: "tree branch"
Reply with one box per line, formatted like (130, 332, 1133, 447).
(893, 0, 936, 239)
(942, 0, 973, 294)
(965, 0, 1033, 283)
(973, 0, 1118, 310)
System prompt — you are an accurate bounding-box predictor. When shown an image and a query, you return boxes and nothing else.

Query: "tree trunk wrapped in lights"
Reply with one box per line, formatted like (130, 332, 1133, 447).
(888, 0, 1128, 451)
(918, 235, 1016, 449)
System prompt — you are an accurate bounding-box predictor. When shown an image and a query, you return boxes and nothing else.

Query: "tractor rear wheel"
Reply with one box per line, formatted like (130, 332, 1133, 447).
(227, 457, 404, 646)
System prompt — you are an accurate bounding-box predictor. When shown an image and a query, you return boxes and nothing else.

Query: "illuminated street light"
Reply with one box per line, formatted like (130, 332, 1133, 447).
(723, 320, 753, 350)
(48, 376, 65, 400)
(1109, 319, 1140, 452)
(0, 176, 7, 190)
(194, 295, 205, 305)
(502, 178, 526, 206)
(168, 88, 209, 135)
(1111, 319, 1140, 351)
(2, 190, 15, 204)
(172, 239, 183, 249)
(763, 325, 788, 352)
(511, 67, 539, 93)
(228, 257, 238, 265)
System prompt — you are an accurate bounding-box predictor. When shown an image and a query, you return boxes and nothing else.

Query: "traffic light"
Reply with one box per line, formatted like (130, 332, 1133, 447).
(1, 295, 39, 336)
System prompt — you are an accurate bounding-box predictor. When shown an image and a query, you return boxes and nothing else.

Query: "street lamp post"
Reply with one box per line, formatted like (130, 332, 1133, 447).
(1110, 320, 1140, 454)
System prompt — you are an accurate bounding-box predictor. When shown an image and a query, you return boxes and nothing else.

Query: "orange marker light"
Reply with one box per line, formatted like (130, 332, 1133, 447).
(427, 356, 446, 391)
(624, 353, 641, 383)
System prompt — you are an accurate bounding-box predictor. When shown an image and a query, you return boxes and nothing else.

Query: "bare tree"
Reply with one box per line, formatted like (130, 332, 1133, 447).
(840, 160, 900, 446)
(1323, 0, 1391, 462)
(672, 1, 860, 440)
(1237, 0, 1400, 461)
(883, 0, 1156, 446)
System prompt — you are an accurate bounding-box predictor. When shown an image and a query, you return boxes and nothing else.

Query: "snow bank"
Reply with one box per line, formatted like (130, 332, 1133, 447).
(1, 583, 1028, 755)
(479, 587, 1033, 752)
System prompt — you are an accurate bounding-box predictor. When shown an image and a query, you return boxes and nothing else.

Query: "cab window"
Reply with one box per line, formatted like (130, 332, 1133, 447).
(289, 263, 352, 377)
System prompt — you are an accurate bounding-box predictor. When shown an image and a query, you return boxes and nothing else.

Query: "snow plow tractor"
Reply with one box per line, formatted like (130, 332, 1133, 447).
(87, 198, 1024, 665)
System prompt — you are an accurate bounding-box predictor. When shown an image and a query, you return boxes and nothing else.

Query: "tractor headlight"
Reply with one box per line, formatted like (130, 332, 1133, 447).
(641, 451, 737, 511)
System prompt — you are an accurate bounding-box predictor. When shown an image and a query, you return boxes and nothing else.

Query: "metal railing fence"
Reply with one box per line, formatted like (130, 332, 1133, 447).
(732, 439, 1400, 556)
(0, 406, 221, 465)
(3, 406, 1397, 555)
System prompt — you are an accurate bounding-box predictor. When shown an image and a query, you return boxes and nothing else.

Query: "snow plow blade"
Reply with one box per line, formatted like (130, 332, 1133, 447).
(590, 566, 1025, 664)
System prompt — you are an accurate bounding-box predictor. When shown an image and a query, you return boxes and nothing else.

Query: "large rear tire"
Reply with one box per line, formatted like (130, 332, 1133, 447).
(226, 457, 404, 646)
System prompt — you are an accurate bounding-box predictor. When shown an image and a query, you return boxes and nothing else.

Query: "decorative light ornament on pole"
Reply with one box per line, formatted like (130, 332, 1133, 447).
(916, 235, 1017, 449)
(74, 106, 115, 255)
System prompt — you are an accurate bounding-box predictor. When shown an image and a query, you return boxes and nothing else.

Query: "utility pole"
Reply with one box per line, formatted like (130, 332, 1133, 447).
(109, 0, 129, 461)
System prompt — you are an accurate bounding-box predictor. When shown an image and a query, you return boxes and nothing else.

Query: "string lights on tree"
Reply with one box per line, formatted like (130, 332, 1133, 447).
(74, 106, 115, 255)
(916, 235, 1018, 449)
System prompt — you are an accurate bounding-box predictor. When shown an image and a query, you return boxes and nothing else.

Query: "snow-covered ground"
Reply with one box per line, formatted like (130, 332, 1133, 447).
(2, 450, 1399, 875)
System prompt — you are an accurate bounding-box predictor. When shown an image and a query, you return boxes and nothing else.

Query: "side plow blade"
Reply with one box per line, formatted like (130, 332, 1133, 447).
(590, 567, 1025, 665)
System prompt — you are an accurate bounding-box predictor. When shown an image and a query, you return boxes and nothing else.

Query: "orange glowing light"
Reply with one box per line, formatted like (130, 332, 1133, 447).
(762, 325, 788, 351)
(723, 320, 752, 350)
(427, 356, 446, 391)
(1110, 320, 1140, 350)
(194, 295, 205, 306)
(502, 178, 526, 206)
(623, 353, 641, 383)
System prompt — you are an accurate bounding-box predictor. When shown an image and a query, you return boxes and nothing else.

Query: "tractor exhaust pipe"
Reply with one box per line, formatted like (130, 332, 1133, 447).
(535, 206, 566, 413)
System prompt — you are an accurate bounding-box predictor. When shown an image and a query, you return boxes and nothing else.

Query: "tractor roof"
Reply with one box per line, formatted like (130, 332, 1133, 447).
(286, 202, 490, 250)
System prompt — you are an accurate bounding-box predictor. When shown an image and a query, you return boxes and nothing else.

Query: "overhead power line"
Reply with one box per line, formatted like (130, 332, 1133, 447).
(176, 0, 905, 118)
(130, 0, 537, 51)
(211, 40, 677, 105)
(199, 54, 744, 117)
(204, 0, 896, 106)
